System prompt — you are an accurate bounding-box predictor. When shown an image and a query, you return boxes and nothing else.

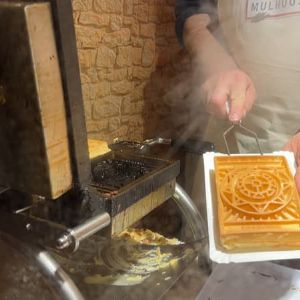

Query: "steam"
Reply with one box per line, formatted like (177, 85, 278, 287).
(147, 2, 220, 158)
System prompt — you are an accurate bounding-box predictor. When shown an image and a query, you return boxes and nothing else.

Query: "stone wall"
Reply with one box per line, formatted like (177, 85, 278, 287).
(72, 0, 200, 143)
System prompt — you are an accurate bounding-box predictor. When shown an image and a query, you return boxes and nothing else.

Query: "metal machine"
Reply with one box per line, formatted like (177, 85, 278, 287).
(0, 0, 181, 246)
(0, 1, 208, 299)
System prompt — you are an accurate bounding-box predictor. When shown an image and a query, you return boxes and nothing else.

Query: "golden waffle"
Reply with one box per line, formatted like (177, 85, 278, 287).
(214, 155, 300, 252)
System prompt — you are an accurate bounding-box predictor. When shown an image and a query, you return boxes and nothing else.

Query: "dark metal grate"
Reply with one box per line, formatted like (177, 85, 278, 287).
(92, 158, 158, 191)
(90, 152, 180, 216)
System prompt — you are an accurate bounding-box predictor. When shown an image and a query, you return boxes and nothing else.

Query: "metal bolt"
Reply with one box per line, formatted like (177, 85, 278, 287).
(56, 233, 72, 250)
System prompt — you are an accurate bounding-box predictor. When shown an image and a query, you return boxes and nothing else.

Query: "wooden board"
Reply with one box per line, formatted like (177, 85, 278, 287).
(111, 180, 176, 235)
(0, 2, 72, 198)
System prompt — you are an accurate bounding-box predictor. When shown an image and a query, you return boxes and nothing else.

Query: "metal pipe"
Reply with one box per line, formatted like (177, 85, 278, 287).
(173, 183, 211, 273)
(37, 251, 84, 300)
(56, 212, 111, 252)
(173, 183, 206, 240)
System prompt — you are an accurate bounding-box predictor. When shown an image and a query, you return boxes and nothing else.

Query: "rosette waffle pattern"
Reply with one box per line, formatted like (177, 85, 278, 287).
(214, 156, 300, 252)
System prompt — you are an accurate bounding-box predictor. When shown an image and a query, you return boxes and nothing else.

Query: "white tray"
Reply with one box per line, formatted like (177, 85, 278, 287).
(203, 151, 300, 264)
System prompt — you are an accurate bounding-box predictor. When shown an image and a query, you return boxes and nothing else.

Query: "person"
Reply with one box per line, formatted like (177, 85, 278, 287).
(175, 0, 300, 154)
(175, 0, 300, 198)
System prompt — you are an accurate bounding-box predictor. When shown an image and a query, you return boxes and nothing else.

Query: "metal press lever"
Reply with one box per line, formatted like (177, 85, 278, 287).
(13, 204, 111, 253)
(56, 212, 111, 252)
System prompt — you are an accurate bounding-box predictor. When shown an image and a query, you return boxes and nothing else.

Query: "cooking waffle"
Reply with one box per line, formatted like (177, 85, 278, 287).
(214, 155, 300, 252)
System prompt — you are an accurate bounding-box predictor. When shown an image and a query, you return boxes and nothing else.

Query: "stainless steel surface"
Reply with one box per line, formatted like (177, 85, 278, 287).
(50, 233, 199, 300)
(223, 122, 263, 155)
(57, 212, 111, 252)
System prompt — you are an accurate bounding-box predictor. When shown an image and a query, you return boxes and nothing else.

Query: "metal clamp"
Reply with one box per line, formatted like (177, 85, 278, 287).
(223, 122, 263, 155)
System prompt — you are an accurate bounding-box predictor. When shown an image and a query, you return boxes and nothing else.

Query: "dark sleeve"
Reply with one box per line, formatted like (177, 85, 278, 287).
(175, 0, 218, 46)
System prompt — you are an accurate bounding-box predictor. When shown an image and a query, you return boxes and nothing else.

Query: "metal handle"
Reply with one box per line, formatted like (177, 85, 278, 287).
(56, 212, 111, 252)
(224, 99, 262, 155)
(223, 122, 263, 155)
(143, 137, 172, 146)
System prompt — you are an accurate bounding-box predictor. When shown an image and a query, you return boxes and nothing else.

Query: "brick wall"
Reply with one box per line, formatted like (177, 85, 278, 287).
(72, 0, 199, 143)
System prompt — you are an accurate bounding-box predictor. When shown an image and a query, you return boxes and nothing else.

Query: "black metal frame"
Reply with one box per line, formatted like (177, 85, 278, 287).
(49, 0, 91, 187)
(91, 152, 180, 217)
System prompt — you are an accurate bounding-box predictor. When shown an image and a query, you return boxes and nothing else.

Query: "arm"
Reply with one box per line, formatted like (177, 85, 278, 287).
(176, 0, 256, 122)
(175, 0, 218, 46)
(283, 133, 300, 194)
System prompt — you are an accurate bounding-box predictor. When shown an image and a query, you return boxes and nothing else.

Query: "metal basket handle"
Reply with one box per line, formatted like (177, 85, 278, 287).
(223, 122, 263, 155)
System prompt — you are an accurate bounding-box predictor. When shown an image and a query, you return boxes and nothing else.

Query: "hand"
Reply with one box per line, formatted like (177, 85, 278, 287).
(283, 133, 300, 194)
(200, 69, 257, 123)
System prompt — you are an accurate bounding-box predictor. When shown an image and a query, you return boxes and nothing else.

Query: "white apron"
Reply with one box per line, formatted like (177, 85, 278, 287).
(204, 0, 300, 154)
(183, 0, 300, 221)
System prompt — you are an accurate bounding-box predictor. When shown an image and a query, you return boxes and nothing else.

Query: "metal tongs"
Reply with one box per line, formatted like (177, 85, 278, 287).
(223, 101, 263, 155)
